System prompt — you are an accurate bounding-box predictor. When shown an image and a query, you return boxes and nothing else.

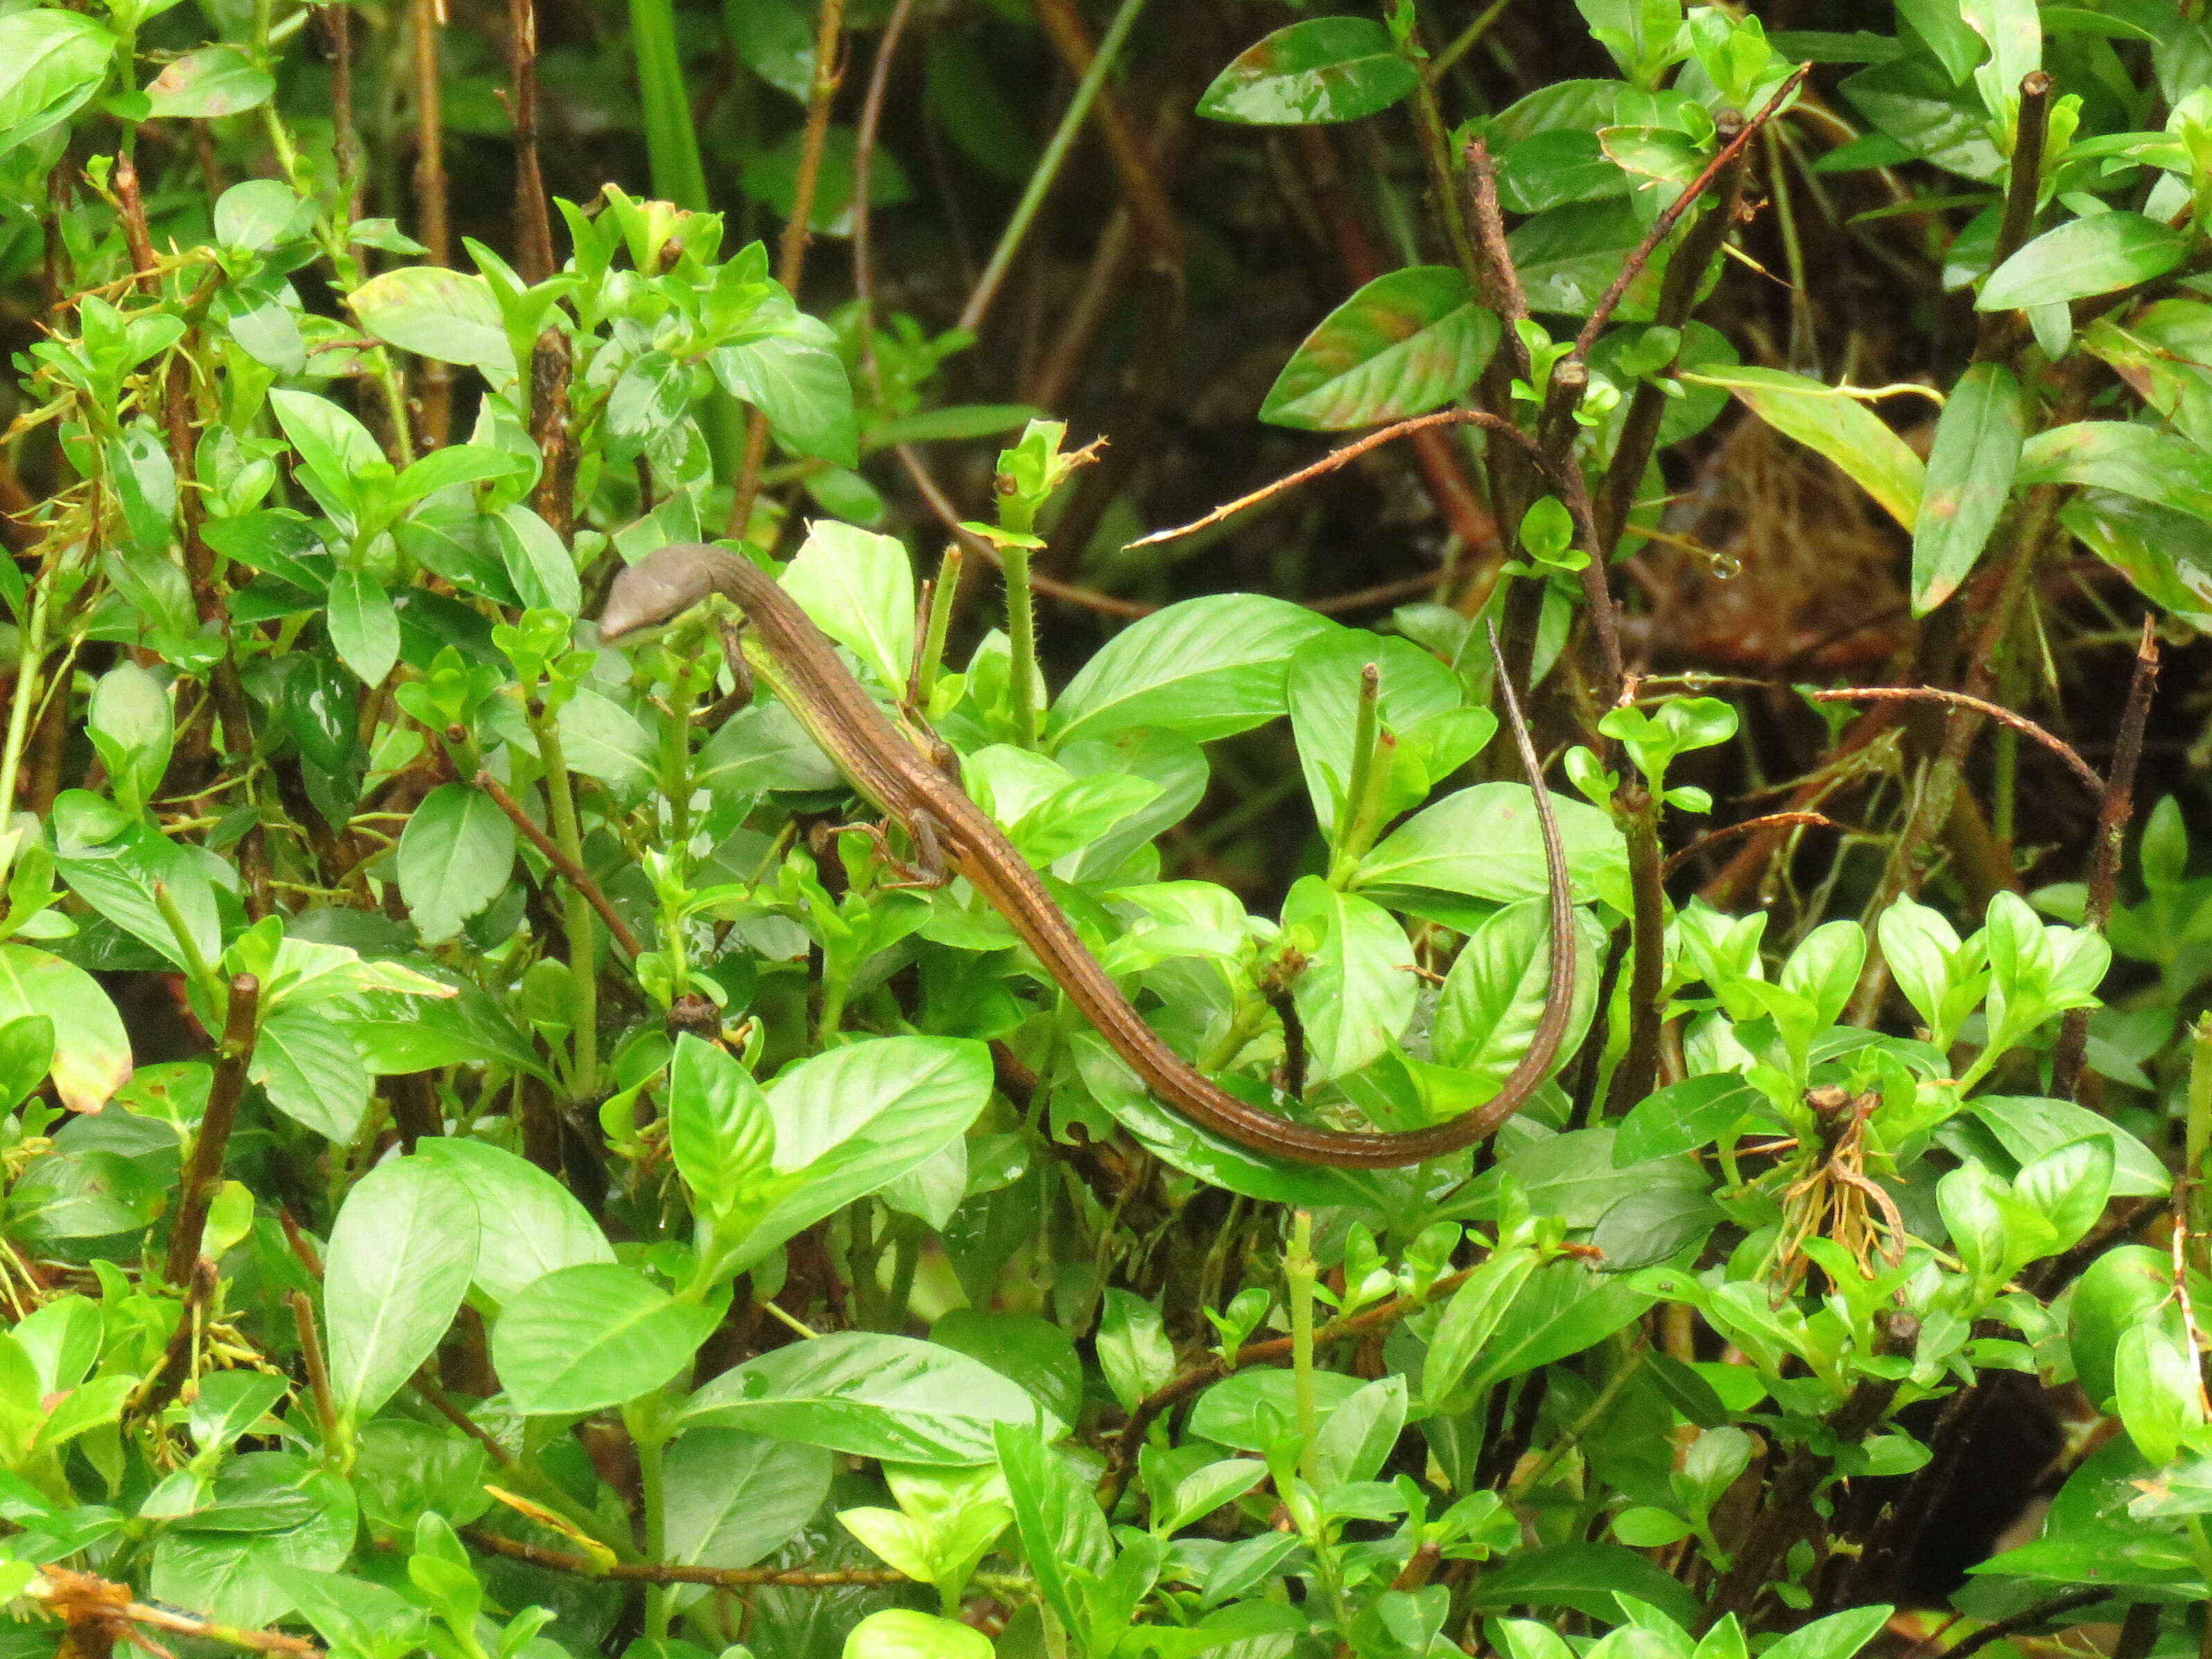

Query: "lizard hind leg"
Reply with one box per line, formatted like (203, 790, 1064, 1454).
(809, 812, 954, 892)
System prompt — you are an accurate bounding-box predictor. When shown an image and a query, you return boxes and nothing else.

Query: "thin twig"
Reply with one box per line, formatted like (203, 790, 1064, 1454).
(289, 1291, 338, 1450)
(1923, 1588, 2112, 1659)
(849, 0, 917, 399)
(956, 0, 1152, 336)
(2052, 617, 2159, 1099)
(164, 975, 260, 1285)
(1662, 813, 1844, 878)
(26, 1567, 320, 1658)
(1973, 72, 2054, 363)
(1028, 0, 1182, 283)
(1127, 408, 1537, 550)
(727, 0, 848, 537)
(1806, 685, 2102, 796)
(1571, 66, 1808, 362)
(1100, 1261, 1482, 1508)
(410, 0, 451, 445)
(462, 1529, 913, 1588)
(894, 446, 1152, 617)
(474, 771, 645, 958)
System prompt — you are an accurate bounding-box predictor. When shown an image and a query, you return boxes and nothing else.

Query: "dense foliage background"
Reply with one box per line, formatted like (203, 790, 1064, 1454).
(2, 1, 2211, 1656)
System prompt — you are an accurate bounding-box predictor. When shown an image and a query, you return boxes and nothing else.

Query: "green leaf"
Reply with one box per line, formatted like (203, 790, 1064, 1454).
(1615, 1074, 1765, 1162)
(492, 1263, 719, 1414)
(249, 1007, 372, 1142)
(667, 1033, 775, 1221)
(711, 318, 858, 467)
(1283, 879, 1416, 1085)
(1356, 782, 1629, 915)
(143, 46, 273, 119)
(780, 520, 915, 696)
(1187, 1367, 1367, 1450)
(1422, 1246, 1540, 1405)
(662, 1427, 833, 1572)
(327, 569, 400, 687)
(2116, 1321, 2205, 1466)
(1978, 212, 2186, 311)
(0, 11, 112, 149)
(1311, 1373, 1406, 1488)
(1460, 1257, 1653, 1397)
(494, 504, 581, 616)
(1261, 267, 1499, 430)
(1433, 898, 1603, 1092)
(213, 180, 311, 251)
(995, 1420, 1111, 1637)
(85, 663, 171, 817)
(843, 1611, 994, 1659)
(1511, 198, 1673, 320)
(1095, 1288, 1175, 1413)
(1051, 594, 1338, 746)
(685, 1331, 1055, 1463)
(1691, 366, 1924, 531)
(325, 1156, 479, 1424)
(0, 945, 128, 1113)
(2021, 422, 2212, 520)
(1286, 627, 1464, 835)
(414, 1137, 612, 1305)
(396, 784, 516, 945)
(931, 1310, 1083, 1427)
(1912, 361, 2023, 614)
(1969, 1096, 2169, 1197)
(1467, 1542, 1702, 1628)
(2062, 491, 2212, 630)
(1197, 17, 1419, 125)
(269, 390, 388, 521)
(733, 1036, 991, 1269)
(1760, 1601, 1894, 1659)
(1839, 56, 2003, 182)
(349, 266, 517, 380)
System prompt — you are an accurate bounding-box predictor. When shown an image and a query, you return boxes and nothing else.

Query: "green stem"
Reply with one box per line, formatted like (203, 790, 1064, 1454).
(916, 544, 961, 707)
(634, 1420, 670, 1637)
(1287, 1211, 1319, 1483)
(0, 574, 50, 869)
(1329, 664, 1383, 884)
(630, 0, 710, 212)
(2186, 1014, 2212, 1281)
(533, 711, 598, 1096)
(1001, 541, 1039, 749)
(956, 0, 1151, 334)
(153, 882, 224, 1009)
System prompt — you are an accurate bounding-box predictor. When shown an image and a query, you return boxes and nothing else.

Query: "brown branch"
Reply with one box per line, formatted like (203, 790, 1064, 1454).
(1807, 685, 2101, 796)
(474, 772, 644, 958)
(727, 0, 847, 538)
(2051, 616, 2159, 1099)
(1606, 793, 1666, 1115)
(1100, 1260, 1482, 1508)
(505, 0, 554, 284)
(1127, 409, 1539, 551)
(1463, 136, 1531, 383)
(1973, 72, 2054, 364)
(28, 1567, 319, 1658)
(1572, 65, 1808, 361)
(320, 4, 361, 218)
(410, 0, 452, 445)
(1922, 1589, 2111, 1659)
(164, 975, 260, 1286)
(461, 1528, 908, 1588)
(1593, 109, 1749, 551)
(1662, 812, 1842, 879)
(289, 1291, 338, 1449)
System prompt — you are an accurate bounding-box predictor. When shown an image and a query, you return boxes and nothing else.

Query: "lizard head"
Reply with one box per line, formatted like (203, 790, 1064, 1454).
(596, 542, 725, 644)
